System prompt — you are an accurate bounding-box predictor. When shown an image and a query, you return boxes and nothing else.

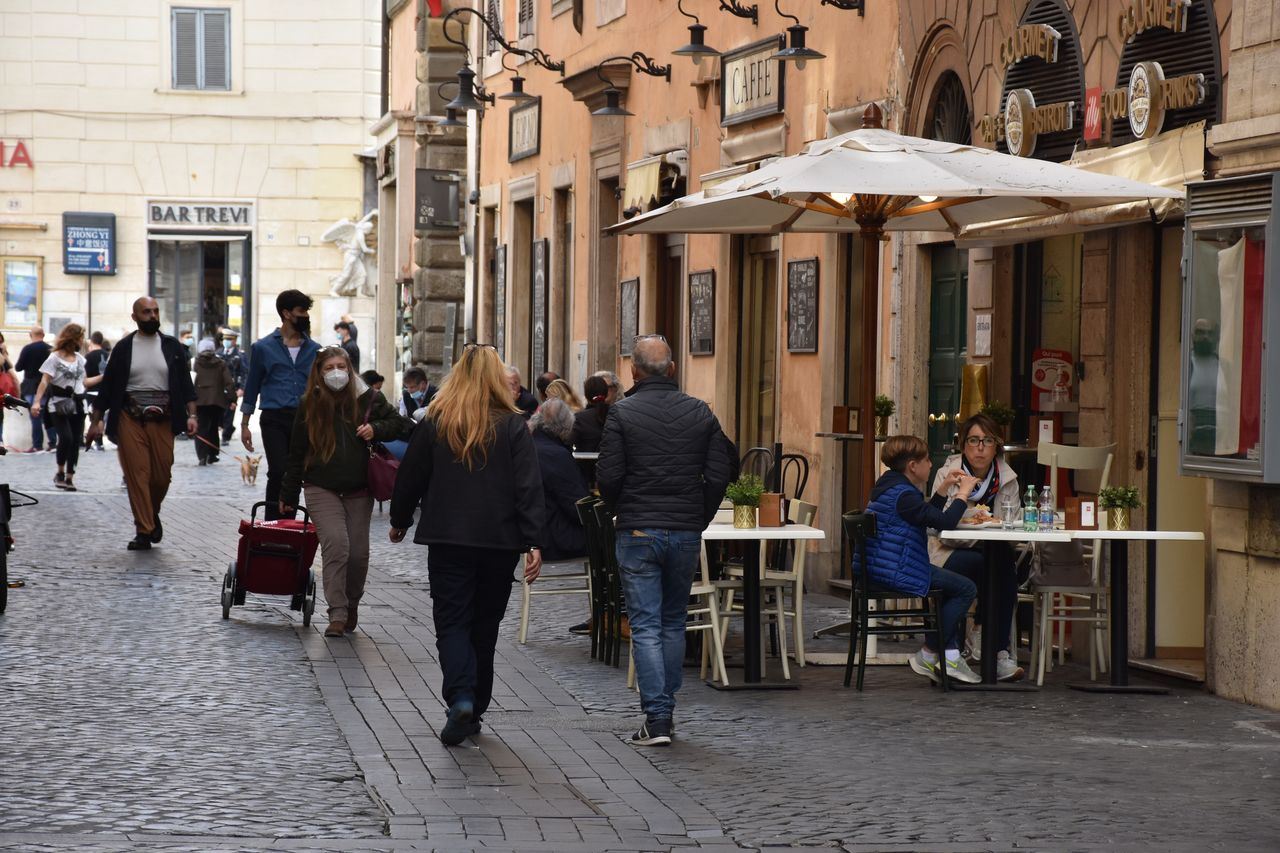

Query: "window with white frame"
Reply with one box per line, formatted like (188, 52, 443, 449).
(485, 0, 503, 56)
(518, 0, 535, 38)
(172, 8, 230, 90)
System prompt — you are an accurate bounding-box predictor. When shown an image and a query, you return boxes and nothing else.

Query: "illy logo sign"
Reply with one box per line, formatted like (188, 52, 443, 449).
(1083, 87, 1103, 141)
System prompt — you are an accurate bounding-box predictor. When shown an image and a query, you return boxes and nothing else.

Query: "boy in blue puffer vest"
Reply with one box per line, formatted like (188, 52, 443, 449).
(862, 435, 982, 684)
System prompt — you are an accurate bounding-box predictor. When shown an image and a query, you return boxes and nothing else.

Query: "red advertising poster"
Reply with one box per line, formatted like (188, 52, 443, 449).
(1083, 87, 1102, 142)
(1031, 348, 1073, 410)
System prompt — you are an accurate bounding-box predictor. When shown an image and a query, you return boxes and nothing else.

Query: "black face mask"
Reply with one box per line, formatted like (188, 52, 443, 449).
(291, 316, 311, 337)
(137, 319, 161, 335)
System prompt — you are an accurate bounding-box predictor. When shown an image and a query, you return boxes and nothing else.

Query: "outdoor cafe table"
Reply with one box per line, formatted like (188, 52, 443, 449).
(702, 520, 826, 689)
(941, 527, 1205, 693)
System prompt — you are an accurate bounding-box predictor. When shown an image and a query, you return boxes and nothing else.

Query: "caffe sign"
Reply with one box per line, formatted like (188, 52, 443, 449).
(720, 36, 785, 127)
(979, 88, 1075, 157)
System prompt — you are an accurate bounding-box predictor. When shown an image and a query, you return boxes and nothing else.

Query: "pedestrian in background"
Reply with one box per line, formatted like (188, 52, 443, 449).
(360, 369, 384, 394)
(572, 374, 611, 452)
(504, 365, 538, 419)
(83, 332, 110, 451)
(31, 324, 100, 492)
(529, 399, 589, 561)
(15, 325, 54, 452)
(280, 346, 409, 638)
(596, 335, 735, 747)
(535, 370, 559, 401)
(390, 344, 544, 746)
(592, 369, 623, 404)
(0, 331, 17, 447)
(217, 328, 245, 446)
(241, 290, 320, 519)
(335, 321, 360, 371)
(398, 366, 437, 421)
(544, 378, 583, 412)
(87, 297, 197, 550)
(193, 338, 235, 466)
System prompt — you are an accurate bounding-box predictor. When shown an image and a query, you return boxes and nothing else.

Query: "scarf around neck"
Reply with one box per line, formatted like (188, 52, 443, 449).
(961, 456, 1000, 506)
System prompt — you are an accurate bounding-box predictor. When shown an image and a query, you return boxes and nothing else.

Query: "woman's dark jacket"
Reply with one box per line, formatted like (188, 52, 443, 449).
(571, 405, 608, 451)
(389, 410, 545, 552)
(92, 331, 197, 442)
(281, 388, 409, 506)
(193, 351, 235, 408)
(531, 429, 589, 561)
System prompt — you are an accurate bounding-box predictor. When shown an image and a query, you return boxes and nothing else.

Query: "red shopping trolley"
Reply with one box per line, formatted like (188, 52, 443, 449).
(221, 501, 319, 625)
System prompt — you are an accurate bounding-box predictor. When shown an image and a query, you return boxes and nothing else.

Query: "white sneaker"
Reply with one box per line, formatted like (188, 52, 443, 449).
(943, 655, 982, 684)
(909, 650, 939, 684)
(996, 650, 1025, 682)
(964, 624, 982, 661)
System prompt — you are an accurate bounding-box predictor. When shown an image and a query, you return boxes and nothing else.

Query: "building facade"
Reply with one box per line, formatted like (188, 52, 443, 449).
(0, 0, 383, 366)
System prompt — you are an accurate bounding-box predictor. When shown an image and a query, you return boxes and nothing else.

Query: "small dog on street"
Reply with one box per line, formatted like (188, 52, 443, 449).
(234, 455, 262, 485)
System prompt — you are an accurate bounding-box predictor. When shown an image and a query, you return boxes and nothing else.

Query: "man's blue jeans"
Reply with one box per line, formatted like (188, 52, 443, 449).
(927, 565, 978, 652)
(23, 393, 46, 450)
(616, 528, 701, 722)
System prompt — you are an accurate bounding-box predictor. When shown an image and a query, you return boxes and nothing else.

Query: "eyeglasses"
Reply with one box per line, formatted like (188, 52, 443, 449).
(634, 333, 667, 344)
(965, 436, 999, 448)
(462, 342, 498, 352)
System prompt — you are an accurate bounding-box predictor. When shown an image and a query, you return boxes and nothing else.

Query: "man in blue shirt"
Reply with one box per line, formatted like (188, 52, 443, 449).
(241, 290, 320, 519)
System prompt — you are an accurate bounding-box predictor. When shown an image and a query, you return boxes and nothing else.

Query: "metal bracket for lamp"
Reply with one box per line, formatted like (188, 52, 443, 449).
(590, 53, 673, 118)
(719, 0, 758, 25)
(820, 0, 865, 13)
(441, 7, 565, 75)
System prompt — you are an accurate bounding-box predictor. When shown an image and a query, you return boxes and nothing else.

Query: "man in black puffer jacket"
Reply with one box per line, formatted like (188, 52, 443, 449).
(597, 335, 734, 747)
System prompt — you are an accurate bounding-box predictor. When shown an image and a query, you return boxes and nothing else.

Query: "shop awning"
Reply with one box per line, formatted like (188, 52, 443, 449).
(955, 122, 1205, 247)
(623, 156, 664, 212)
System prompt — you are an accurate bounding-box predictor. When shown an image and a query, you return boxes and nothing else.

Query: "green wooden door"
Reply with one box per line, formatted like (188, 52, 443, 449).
(928, 245, 968, 471)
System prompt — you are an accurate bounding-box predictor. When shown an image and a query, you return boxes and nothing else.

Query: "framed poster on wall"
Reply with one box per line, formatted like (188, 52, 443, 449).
(688, 270, 714, 355)
(787, 257, 818, 352)
(493, 244, 507, 359)
(619, 278, 639, 357)
(531, 238, 548, 375)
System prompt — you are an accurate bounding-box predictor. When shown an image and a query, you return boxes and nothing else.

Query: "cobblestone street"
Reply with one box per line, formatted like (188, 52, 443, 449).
(2, 439, 1279, 852)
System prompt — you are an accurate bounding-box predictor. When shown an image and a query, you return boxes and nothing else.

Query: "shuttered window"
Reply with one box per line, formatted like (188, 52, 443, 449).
(518, 0, 534, 38)
(485, 0, 502, 55)
(172, 8, 230, 91)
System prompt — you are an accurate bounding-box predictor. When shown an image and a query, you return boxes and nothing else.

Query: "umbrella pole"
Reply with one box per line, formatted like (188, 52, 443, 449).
(859, 221, 883, 506)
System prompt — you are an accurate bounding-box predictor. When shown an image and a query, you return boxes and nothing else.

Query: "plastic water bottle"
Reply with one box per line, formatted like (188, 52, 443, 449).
(1039, 485, 1055, 531)
(1023, 485, 1038, 532)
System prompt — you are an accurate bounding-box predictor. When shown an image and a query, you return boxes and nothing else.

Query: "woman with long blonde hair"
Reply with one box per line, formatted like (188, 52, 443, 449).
(280, 346, 409, 637)
(389, 344, 545, 745)
(31, 323, 101, 491)
(543, 377, 583, 412)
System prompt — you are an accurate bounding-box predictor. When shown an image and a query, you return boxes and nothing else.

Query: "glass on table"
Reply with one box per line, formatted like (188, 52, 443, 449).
(1001, 499, 1020, 530)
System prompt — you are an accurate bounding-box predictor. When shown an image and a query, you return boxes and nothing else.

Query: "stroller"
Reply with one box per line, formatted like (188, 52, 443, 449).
(221, 501, 319, 625)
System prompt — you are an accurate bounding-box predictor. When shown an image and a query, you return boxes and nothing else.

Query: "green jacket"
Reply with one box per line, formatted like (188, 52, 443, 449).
(281, 388, 410, 506)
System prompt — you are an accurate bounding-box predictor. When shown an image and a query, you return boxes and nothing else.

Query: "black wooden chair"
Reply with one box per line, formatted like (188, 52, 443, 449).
(575, 496, 608, 660)
(591, 501, 627, 668)
(739, 446, 774, 481)
(775, 453, 810, 501)
(842, 510, 950, 692)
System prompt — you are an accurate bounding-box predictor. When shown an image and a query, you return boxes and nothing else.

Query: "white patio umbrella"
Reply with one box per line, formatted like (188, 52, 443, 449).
(611, 106, 1182, 496)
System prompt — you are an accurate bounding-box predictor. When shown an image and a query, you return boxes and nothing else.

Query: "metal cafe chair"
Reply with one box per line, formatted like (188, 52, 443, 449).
(591, 501, 628, 668)
(842, 511, 950, 692)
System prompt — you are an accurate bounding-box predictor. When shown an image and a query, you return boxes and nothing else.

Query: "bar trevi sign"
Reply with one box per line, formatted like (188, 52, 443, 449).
(146, 199, 255, 229)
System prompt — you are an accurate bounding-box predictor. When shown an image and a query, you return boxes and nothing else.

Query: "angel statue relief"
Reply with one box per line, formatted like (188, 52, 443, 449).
(322, 210, 377, 297)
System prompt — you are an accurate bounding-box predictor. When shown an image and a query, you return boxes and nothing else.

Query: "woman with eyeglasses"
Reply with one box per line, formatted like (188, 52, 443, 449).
(278, 346, 410, 638)
(389, 343, 545, 746)
(928, 413, 1025, 681)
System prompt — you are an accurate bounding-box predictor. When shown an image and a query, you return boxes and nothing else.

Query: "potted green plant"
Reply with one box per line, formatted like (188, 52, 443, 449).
(1098, 486, 1142, 531)
(873, 394, 895, 437)
(724, 474, 765, 529)
(980, 400, 1017, 429)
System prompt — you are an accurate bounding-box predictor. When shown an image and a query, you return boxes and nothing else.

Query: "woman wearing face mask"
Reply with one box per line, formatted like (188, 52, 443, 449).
(280, 347, 411, 637)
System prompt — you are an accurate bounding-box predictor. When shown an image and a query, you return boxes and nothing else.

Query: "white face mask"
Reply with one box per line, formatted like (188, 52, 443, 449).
(323, 369, 349, 391)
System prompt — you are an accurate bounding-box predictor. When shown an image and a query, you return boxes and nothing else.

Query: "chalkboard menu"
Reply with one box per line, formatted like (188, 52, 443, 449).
(619, 278, 639, 357)
(531, 239, 548, 376)
(493, 244, 507, 359)
(688, 270, 714, 355)
(787, 257, 818, 353)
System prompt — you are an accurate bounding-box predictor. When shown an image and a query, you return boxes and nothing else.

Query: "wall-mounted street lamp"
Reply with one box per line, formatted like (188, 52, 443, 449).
(673, 0, 721, 66)
(718, 0, 759, 25)
(769, 0, 825, 70)
(441, 6, 565, 75)
(444, 64, 495, 114)
(435, 82, 467, 127)
(497, 53, 536, 104)
(590, 53, 672, 118)
(819, 0, 865, 13)
(438, 6, 562, 120)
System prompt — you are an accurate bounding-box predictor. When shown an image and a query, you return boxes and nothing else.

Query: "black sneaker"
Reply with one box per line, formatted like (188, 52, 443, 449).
(126, 534, 152, 551)
(629, 718, 672, 747)
(440, 698, 476, 746)
(568, 620, 591, 635)
(150, 515, 163, 544)
(54, 472, 67, 489)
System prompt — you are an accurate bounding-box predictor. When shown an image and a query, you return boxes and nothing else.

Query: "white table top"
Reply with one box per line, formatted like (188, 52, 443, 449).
(572, 452, 600, 460)
(940, 528, 1203, 542)
(702, 521, 826, 542)
(940, 528, 1069, 543)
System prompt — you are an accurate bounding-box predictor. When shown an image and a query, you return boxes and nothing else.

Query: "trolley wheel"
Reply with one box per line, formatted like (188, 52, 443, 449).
(302, 570, 316, 627)
(221, 562, 235, 619)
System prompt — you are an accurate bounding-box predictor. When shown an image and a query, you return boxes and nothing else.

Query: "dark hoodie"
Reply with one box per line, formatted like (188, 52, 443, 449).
(193, 350, 235, 408)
